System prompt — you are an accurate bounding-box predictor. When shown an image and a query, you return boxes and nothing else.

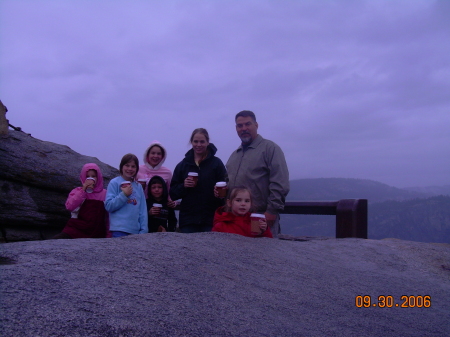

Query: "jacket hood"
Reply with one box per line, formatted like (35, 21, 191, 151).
(213, 206, 232, 225)
(213, 206, 251, 225)
(147, 175, 169, 202)
(184, 143, 218, 161)
(80, 163, 104, 193)
(143, 141, 168, 171)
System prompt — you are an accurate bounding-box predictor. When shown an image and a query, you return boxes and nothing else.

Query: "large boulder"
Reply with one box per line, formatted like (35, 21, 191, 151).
(0, 234, 449, 336)
(0, 130, 119, 241)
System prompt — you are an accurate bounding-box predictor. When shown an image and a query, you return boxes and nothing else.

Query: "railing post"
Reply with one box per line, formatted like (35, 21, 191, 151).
(336, 199, 368, 238)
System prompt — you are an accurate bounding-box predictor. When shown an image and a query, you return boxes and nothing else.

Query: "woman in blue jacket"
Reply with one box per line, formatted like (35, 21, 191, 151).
(170, 128, 226, 233)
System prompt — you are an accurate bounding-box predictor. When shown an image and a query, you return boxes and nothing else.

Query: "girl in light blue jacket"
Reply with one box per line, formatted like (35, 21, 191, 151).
(105, 153, 148, 238)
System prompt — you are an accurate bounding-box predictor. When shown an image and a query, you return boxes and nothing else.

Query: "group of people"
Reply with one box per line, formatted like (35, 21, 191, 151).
(53, 110, 290, 240)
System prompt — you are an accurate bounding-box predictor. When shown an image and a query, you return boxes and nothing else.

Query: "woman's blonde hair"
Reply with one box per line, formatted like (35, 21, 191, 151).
(189, 128, 210, 164)
(189, 128, 209, 143)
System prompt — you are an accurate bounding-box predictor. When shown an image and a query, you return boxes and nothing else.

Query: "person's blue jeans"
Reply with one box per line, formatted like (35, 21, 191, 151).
(111, 231, 131, 238)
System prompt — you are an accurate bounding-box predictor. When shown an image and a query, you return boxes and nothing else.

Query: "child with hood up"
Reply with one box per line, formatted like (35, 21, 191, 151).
(136, 141, 173, 199)
(53, 163, 108, 239)
(146, 175, 177, 232)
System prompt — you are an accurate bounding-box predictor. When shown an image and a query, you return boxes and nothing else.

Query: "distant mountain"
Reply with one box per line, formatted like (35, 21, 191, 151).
(287, 178, 426, 203)
(281, 213, 336, 237)
(402, 185, 450, 197)
(369, 195, 450, 243)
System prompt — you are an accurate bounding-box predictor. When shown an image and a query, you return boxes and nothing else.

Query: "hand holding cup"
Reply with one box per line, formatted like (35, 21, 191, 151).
(184, 177, 194, 188)
(258, 218, 267, 233)
(120, 181, 133, 197)
(83, 177, 96, 193)
(150, 203, 162, 216)
(215, 182, 227, 198)
(184, 172, 198, 188)
(250, 214, 266, 235)
(137, 179, 147, 190)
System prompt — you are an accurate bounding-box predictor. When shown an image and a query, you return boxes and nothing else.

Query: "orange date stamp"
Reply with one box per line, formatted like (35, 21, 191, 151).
(355, 295, 431, 308)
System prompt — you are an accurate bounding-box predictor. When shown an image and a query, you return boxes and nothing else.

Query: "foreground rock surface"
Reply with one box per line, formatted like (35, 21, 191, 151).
(0, 130, 119, 241)
(1, 234, 449, 336)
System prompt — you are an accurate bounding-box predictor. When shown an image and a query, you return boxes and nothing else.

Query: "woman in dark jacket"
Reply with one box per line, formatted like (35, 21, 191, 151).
(170, 128, 227, 233)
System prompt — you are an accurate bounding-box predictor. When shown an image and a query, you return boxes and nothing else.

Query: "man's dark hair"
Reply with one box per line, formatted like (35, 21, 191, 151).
(235, 110, 257, 123)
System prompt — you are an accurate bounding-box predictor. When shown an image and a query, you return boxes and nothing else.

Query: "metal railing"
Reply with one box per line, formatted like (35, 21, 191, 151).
(279, 199, 368, 239)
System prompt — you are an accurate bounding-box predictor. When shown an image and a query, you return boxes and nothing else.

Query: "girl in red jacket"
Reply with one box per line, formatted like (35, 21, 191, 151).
(212, 187, 273, 238)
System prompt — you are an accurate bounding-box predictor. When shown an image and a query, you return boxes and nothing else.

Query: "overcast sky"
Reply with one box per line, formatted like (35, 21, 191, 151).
(1, 0, 449, 188)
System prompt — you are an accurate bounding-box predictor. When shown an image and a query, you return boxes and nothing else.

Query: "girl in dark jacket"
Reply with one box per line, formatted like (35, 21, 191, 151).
(146, 175, 177, 232)
(170, 128, 226, 233)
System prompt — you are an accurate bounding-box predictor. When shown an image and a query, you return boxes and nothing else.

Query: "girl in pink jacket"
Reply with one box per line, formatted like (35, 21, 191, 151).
(53, 163, 108, 239)
(136, 140, 176, 207)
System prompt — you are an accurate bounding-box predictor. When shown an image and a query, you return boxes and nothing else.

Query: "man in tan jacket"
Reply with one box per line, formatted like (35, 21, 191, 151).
(226, 110, 290, 237)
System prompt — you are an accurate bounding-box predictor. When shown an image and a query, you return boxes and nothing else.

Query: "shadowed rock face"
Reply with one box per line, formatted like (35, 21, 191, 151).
(0, 234, 449, 336)
(0, 101, 8, 135)
(0, 130, 119, 241)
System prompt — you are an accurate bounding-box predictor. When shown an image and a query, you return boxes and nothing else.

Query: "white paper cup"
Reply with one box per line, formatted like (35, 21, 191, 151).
(215, 182, 227, 198)
(188, 172, 198, 186)
(120, 181, 131, 187)
(86, 177, 96, 193)
(138, 179, 147, 189)
(153, 203, 163, 216)
(250, 213, 265, 234)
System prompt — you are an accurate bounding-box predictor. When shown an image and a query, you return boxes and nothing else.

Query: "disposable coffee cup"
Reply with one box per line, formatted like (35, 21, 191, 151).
(215, 182, 227, 198)
(85, 177, 96, 193)
(188, 172, 198, 186)
(250, 213, 265, 234)
(152, 203, 167, 219)
(138, 179, 147, 189)
(153, 203, 162, 215)
(120, 181, 131, 188)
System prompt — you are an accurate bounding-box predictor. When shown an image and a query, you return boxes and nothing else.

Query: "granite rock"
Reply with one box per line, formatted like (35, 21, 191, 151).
(0, 130, 119, 241)
(0, 100, 7, 135)
(0, 234, 449, 336)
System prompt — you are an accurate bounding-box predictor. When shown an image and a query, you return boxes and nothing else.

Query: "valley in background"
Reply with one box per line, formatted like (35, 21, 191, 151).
(282, 178, 450, 243)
